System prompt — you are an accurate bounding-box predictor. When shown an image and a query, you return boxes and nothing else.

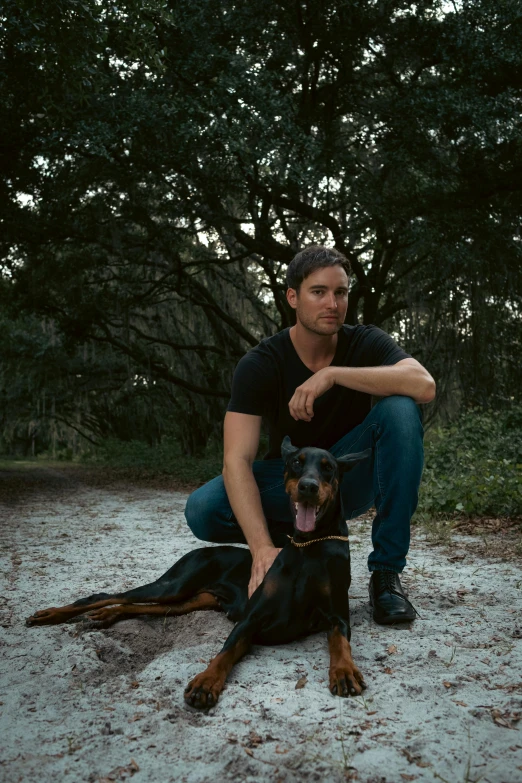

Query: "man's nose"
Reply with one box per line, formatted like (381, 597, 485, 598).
(326, 293, 337, 309)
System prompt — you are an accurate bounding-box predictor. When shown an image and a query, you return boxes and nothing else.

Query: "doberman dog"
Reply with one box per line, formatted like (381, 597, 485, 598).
(26, 437, 371, 709)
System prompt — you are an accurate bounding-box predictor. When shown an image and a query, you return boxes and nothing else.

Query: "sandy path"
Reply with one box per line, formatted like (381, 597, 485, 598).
(0, 467, 521, 783)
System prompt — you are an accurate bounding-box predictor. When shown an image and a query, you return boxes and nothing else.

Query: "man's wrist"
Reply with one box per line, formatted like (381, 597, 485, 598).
(251, 541, 276, 557)
(328, 365, 343, 386)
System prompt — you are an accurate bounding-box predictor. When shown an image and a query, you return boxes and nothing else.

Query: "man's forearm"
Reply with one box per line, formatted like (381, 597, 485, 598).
(330, 363, 436, 403)
(222, 459, 273, 553)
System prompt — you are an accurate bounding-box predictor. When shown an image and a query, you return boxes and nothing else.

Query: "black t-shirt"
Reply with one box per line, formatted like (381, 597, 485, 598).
(227, 325, 411, 459)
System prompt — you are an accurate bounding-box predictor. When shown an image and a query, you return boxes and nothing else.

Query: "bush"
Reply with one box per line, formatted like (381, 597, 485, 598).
(88, 437, 223, 485)
(90, 410, 522, 518)
(418, 406, 522, 517)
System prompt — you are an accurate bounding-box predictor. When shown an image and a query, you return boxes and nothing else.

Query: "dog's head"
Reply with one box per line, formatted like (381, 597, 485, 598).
(281, 436, 371, 534)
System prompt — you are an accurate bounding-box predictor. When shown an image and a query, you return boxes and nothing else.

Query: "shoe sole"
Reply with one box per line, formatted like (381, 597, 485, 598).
(372, 609, 415, 625)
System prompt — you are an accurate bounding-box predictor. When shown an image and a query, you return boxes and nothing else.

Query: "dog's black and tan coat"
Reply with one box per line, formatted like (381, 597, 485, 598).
(26, 437, 371, 709)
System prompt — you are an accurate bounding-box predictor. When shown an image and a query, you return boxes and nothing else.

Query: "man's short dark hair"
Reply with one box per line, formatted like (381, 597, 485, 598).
(286, 245, 351, 291)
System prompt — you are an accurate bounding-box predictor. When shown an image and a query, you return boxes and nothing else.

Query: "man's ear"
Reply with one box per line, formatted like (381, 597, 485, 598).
(337, 448, 372, 473)
(286, 288, 297, 311)
(281, 436, 299, 461)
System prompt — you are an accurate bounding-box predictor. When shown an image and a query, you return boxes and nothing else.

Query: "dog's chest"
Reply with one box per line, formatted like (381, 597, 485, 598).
(253, 554, 349, 643)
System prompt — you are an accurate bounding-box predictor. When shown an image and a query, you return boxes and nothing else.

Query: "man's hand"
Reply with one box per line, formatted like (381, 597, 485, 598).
(288, 367, 335, 422)
(248, 544, 282, 598)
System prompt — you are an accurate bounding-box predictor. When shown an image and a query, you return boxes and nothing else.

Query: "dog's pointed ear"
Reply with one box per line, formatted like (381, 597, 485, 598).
(336, 448, 372, 473)
(281, 436, 299, 461)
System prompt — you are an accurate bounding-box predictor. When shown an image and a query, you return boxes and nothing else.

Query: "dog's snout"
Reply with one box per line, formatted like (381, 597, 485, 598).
(298, 478, 320, 495)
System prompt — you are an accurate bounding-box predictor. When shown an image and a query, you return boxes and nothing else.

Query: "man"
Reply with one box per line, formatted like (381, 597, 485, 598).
(185, 245, 435, 624)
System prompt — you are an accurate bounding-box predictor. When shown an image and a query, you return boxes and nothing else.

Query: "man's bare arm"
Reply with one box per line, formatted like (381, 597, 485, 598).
(222, 412, 281, 597)
(289, 358, 436, 422)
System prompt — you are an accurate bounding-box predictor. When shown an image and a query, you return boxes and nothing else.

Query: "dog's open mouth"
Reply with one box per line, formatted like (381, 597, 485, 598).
(293, 501, 321, 533)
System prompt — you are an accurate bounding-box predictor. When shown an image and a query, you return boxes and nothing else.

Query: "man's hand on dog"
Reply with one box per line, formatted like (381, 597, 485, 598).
(288, 367, 335, 422)
(248, 544, 281, 597)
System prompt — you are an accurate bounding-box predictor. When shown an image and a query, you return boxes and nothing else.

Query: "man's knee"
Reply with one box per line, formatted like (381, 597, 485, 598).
(184, 485, 217, 541)
(372, 395, 423, 438)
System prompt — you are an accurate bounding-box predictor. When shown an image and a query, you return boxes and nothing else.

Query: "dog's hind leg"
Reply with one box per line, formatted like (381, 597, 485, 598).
(26, 547, 246, 627)
(25, 579, 207, 627)
(86, 591, 222, 626)
(26, 591, 149, 627)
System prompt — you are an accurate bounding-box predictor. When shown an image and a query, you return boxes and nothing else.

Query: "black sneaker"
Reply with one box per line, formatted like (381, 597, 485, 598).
(369, 571, 417, 625)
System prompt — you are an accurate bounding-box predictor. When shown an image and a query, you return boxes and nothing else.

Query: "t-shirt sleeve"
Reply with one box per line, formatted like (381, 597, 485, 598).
(361, 326, 412, 366)
(227, 348, 275, 416)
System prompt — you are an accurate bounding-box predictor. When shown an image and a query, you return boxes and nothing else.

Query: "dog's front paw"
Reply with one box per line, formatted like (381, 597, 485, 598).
(329, 663, 366, 697)
(184, 671, 224, 709)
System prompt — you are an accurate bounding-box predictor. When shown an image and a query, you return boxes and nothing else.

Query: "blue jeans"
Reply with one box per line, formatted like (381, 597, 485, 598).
(184, 395, 424, 573)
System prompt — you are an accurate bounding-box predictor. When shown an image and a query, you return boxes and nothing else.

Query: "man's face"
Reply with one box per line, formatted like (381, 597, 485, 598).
(286, 265, 349, 336)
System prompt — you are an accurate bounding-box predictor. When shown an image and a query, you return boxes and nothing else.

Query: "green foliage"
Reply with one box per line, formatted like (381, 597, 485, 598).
(90, 437, 224, 484)
(418, 406, 522, 517)
(87, 430, 271, 483)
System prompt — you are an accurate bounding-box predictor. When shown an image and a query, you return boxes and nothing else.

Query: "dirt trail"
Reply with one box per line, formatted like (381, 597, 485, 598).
(0, 466, 521, 783)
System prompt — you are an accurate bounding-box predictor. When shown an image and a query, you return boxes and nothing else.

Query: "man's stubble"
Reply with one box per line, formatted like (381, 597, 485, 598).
(295, 305, 343, 338)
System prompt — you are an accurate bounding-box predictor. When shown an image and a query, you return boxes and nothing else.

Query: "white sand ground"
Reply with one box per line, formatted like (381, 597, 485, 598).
(0, 467, 521, 783)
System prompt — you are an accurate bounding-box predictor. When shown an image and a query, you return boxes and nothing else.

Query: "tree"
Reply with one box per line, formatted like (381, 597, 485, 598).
(1, 0, 521, 451)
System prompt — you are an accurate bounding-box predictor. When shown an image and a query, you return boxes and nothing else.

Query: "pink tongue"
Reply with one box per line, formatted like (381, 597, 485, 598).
(296, 503, 317, 532)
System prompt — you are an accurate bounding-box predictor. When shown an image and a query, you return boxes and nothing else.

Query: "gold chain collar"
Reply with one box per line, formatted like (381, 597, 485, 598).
(287, 534, 349, 548)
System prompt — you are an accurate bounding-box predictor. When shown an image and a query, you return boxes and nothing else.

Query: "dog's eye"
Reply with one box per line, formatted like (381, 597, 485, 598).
(322, 464, 334, 475)
(292, 459, 301, 471)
